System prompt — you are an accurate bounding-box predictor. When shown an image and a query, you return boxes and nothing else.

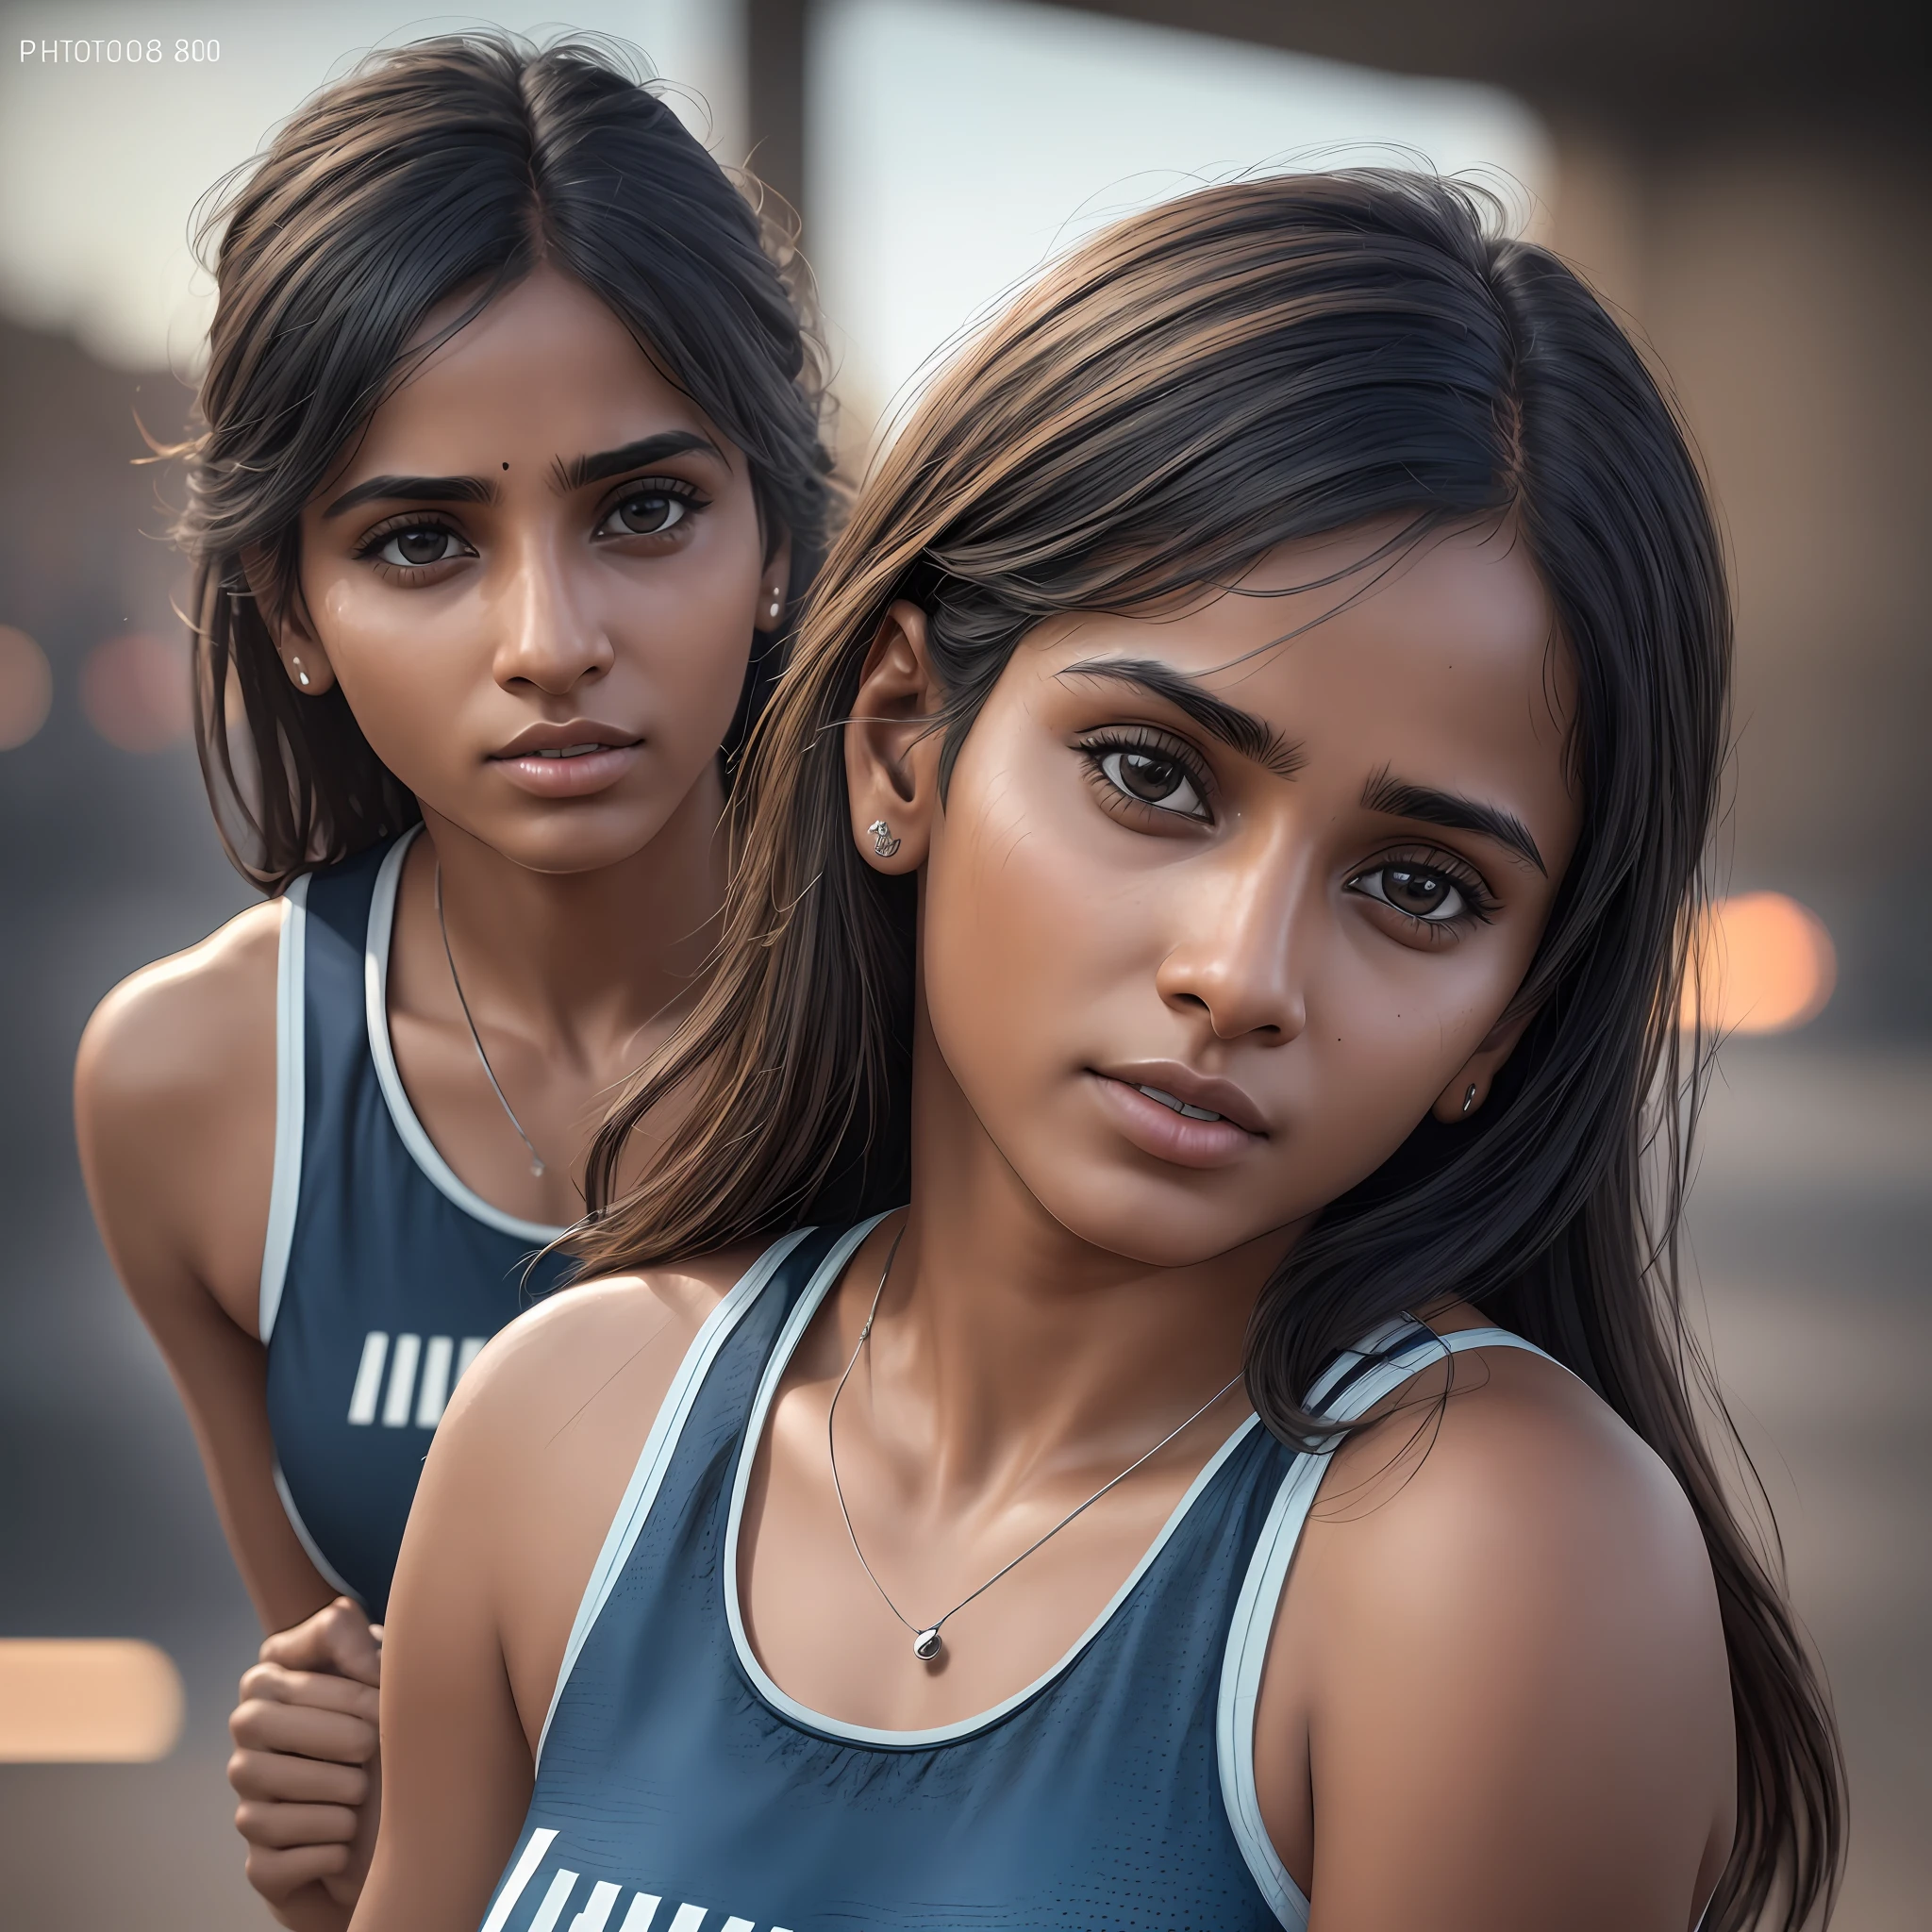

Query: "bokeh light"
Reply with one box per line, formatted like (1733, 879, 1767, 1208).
(79, 631, 192, 752)
(1682, 891, 1837, 1036)
(0, 1640, 184, 1763)
(0, 624, 53, 749)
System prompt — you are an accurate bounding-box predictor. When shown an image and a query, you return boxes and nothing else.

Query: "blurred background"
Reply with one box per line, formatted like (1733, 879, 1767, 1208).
(0, 2, 1924, 1925)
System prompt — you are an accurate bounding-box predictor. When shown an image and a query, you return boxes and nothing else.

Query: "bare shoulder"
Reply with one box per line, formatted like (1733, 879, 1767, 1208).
(74, 897, 283, 1317)
(75, 895, 282, 1129)
(1257, 1339, 1735, 1923)
(402, 1244, 774, 1743)
(1287, 1339, 1727, 1700)
(430, 1245, 772, 1479)
(1315, 1340, 1714, 1607)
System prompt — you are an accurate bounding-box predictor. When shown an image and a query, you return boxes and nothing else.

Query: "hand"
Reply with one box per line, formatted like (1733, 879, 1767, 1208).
(228, 1598, 383, 1932)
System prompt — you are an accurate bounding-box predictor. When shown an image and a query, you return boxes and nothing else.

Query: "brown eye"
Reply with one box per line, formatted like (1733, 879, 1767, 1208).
(1385, 865, 1451, 915)
(600, 491, 689, 538)
(1351, 862, 1472, 924)
(1098, 747, 1208, 820)
(373, 525, 469, 569)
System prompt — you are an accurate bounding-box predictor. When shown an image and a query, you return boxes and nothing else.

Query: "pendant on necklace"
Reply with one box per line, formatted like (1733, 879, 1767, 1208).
(913, 1626, 943, 1660)
(530, 1157, 545, 1177)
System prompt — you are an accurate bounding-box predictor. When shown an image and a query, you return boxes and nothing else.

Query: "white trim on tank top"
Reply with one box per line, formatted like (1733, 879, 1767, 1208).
(272, 1458, 359, 1604)
(365, 827, 568, 1247)
(721, 1222, 1264, 1752)
(1216, 1323, 1561, 1929)
(533, 1222, 824, 1766)
(258, 877, 309, 1344)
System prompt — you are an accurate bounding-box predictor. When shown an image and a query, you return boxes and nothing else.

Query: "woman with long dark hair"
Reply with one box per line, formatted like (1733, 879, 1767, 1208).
(74, 34, 836, 1930)
(356, 173, 1840, 1929)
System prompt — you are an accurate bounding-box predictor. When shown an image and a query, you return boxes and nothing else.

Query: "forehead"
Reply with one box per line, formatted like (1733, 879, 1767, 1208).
(337, 265, 724, 475)
(1028, 523, 1572, 797)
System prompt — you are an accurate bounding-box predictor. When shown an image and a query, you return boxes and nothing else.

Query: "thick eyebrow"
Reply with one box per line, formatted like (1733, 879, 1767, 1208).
(1360, 769, 1547, 874)
(555, 431, 721, 491)
(323, 432, 724, 519)
(323, 473, 495, 518)
(1058, 657, 1306, 778)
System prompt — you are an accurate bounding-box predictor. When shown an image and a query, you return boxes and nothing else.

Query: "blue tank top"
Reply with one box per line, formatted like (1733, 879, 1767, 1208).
(480, 1215, 1551, 1931)
(261, 826, 571, 1621)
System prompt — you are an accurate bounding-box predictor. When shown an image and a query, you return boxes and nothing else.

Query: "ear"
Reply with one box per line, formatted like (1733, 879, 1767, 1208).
(843, 600, 945, 875)
(752, 529, 796, 637)
(241, 544, 337, 698)
(1432, 1004, 1539, 1124)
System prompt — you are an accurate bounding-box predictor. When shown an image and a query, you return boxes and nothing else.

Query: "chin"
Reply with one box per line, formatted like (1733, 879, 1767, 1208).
(475, 801, 680, 874)
(1032, 1169, 1273, 1272)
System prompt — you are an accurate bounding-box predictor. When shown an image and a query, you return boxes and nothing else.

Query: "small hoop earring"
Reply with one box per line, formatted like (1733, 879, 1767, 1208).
(1461, 1083, 1478, 1116)
(868, 819, 901, 859)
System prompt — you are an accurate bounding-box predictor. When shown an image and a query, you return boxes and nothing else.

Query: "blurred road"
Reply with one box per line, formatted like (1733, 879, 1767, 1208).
(0, 723, 1925, 1926)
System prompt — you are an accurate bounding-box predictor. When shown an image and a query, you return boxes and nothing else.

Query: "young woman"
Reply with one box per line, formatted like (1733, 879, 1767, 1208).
(354, 175, 1841, 1930)
(73, 34, 838, 1932)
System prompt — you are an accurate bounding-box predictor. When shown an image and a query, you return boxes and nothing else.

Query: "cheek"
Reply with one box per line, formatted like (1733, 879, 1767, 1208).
(608, 566, 753, 702)
(1315, 1019, 1452, 1159)
(1290, 945, 1520, 1187)
(604, 515, 766, 695)
(308, 558, 469, 678)
(920, 744, 1133, 1111)
(307, 570, 473, 746)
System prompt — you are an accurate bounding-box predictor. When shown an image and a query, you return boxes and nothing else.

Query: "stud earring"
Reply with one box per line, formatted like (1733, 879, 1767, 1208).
(767, 588, 784, 621)
(1461, 1083, 1478, 1116)
(869, 819, 901, 859)
(290, 656, 310, 689)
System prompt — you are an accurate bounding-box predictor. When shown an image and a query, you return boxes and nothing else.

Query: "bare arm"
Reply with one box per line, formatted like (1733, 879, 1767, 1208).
(354, 1259, 748, 1932)
(1257, 1345, 1737, 1931)
(75, 899, 334, 1629)
(77, 902, 374, 1930)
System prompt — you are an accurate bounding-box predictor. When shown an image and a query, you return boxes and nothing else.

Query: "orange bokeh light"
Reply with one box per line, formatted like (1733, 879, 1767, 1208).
(0, 1639, 184, 1762)
(80, 631, 192, 752)
(1681, 892, 1836, 1036)
(0, 624, 54, 750)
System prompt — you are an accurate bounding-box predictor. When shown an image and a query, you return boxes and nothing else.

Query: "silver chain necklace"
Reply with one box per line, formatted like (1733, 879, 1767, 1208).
(434, 859, 546, 1177)
(826, 1227, 1245, 1660)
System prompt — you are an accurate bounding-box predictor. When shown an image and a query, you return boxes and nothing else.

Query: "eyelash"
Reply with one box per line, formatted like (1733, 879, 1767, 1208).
(592, 475, 708, 539)
(1349, 846, 1499, 931)
(1075, 726, 1216, 824)
(352, 513, 473, 574)
(1075, 726, 1502, 938)
(351, 475, 709, 574)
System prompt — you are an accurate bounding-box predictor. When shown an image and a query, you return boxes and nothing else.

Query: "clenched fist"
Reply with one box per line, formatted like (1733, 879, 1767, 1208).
(228, 1599, 383, 1932)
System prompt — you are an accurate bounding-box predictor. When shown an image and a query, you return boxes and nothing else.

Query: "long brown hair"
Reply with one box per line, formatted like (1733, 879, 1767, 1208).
(575, 173, 1842, 1927)
(176, 32, 835, 892)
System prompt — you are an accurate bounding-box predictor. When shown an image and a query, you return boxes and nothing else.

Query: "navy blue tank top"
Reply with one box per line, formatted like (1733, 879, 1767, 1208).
(261, 826, 571, 1621)
(480, 1216, 1550, 1931)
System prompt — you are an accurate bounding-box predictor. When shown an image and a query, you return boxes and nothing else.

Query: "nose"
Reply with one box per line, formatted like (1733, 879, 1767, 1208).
(1154, 828, 1310, 1045)
(489, 530, 615, 697)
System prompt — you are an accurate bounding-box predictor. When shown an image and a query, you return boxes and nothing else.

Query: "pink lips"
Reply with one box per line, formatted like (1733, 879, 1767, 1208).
(488, 721, 641, 800)
(1087, 1068, 1266, 1170)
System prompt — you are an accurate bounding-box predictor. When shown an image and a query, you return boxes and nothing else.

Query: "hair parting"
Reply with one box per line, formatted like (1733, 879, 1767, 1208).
(174, 30, 836, 892)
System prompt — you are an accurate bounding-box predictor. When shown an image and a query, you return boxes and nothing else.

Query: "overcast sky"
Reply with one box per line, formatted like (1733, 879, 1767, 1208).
(1, 0, 1549, 450)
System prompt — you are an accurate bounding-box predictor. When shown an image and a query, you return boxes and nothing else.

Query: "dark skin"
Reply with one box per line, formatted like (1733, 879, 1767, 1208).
(73, 265, 791, 1931)
(352, 524, 1735, 1930)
